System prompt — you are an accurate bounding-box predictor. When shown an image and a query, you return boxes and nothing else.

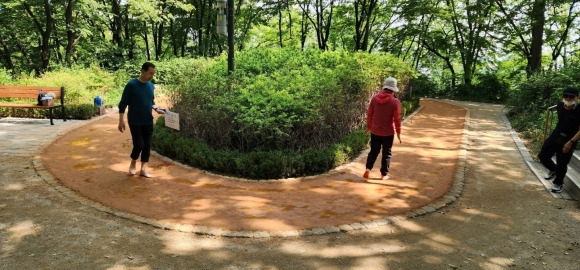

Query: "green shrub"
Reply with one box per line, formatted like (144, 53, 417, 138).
(472, 73, 510, 103)
(152, 100, 417, 180)
(169, 47, 417, 153)
(506, 71, 573, 116)
(0, 69, 12, 84)
(0, 103, 99, 120)
(401, 96, 420, 117)
(505, 69, 579, 156)
(411, 74, 442, 98)
(153, 117, 371, 180)
(61, 104, 100, 120)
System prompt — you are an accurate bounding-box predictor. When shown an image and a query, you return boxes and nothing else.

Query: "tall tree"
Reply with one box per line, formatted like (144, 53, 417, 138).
(447, 0, 493, 85)
(353, 0, 378, 51)
(22, 0, 53, 73)
(495, 0, 546, 76)
(299, 0, 335, 50)
(0, 33, 15, 72)
(545, 0, 579, 70)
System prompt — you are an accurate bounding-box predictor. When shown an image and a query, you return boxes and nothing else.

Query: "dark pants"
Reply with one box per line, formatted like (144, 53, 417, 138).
(538, 134, 575, 185)
(366, 134, 394, 176)
(129, 124, 154, 163)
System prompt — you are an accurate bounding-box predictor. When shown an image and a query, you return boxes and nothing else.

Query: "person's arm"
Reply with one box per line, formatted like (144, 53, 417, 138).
(563, 128, 580, 153)
(569, 129, 580, 144)
(152, 104, 166, 114)
(394, 101, 402, 143)
(118, 82, 130, 133)
(118, 113, 126, 132)
(364, 101, 374, 135)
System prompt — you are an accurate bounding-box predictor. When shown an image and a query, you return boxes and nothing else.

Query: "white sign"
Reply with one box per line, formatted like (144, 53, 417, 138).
(164, 111, 180, 130)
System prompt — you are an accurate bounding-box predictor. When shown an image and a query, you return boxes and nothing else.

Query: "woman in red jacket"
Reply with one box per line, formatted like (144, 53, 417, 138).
(363, 77, 402, 181)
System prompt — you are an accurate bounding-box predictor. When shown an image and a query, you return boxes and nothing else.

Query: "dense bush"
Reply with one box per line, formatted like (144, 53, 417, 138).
(154, 96, 419, 179)
(412, 72, 510, 103)
(0, 54, 420, 179)
(168, 47, 416, 153)
(155, 118, 365, 179)
(505, 70, 577, 155)
(0, 103, 100, 120)
(0, 65, 134, 120)
(410, 74, 442, 98)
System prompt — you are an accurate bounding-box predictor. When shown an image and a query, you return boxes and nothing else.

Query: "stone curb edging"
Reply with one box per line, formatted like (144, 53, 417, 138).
(33, 100, 469, 238)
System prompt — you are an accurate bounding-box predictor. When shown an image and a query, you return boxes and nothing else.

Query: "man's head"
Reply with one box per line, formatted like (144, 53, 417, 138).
(382, 77, 399, 92)
(562, 87, 579, 106)
(139, 62, 156, 82)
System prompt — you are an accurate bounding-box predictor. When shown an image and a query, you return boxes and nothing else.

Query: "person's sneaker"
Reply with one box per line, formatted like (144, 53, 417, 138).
(381, 175, 390, 180)
(544, 170, 556, 179)
(363, 170, 370, 179)
(551, 184, 563, 193)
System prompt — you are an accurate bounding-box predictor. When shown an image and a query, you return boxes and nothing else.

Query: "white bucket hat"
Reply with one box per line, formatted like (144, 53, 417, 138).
(382, 77, 399, 92)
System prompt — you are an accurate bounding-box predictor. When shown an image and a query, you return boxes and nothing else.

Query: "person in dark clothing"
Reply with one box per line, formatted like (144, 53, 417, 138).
(118, 62, 166, 178)
(363, 77, 402, 181)
(538, 87, 580, 193)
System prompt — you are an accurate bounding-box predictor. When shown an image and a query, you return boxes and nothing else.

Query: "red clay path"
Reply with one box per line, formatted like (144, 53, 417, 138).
(42, 99, 466, 231)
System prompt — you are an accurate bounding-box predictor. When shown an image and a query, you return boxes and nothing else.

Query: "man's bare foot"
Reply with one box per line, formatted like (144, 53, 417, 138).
(129, 161, 137, 175)
(140, 170, 152, 178)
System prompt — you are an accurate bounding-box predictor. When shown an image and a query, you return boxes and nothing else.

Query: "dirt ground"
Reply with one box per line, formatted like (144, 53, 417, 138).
(1, 99, 579, 270)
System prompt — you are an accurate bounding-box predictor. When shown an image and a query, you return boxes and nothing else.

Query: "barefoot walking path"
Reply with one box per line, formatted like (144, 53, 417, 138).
(35, 99, 467, 236)
(3, 99, 580, 269)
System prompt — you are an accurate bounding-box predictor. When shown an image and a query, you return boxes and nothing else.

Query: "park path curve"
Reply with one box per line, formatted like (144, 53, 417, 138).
(38, 99, 467, 236)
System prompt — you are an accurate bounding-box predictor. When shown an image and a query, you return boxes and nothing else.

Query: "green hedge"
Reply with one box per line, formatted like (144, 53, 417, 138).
(169, 47, 417, 153)
(153, 117, 370, 179)
(153, 98, 419, 180)
(0, 104, 100, 120)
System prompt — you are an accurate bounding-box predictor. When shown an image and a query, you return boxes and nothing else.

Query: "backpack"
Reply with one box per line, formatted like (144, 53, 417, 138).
(37, 90, 46, 106)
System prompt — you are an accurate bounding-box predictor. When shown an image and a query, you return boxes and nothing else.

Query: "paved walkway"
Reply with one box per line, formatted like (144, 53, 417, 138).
(2, 99, 580, 269)
(2, 99, 572, 238)
(19, 100, 465, 237)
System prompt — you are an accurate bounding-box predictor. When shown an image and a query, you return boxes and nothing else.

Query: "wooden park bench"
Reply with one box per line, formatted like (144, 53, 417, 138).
(0, 85, 66, 125)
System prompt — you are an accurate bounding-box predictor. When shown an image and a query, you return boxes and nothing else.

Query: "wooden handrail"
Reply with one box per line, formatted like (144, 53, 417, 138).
(543, 105, 557, 142)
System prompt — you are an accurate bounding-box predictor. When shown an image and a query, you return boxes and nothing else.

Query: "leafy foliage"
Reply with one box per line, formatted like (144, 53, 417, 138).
(153, 49, 418, 179)
(0, 104, 98, 120)
(505, 69, 579, 156)
(154, 113, 409, 180)
(0, 66, 125, 120)
(168, 48, 416, 153)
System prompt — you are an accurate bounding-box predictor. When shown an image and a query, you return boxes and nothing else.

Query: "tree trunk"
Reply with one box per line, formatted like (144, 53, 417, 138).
(111, 0, 123, 47)
(300, 10, 308, 50)
(171, 20, 178, 57)
(278, 3, 284, 47)
(300, 0, 334, 50)
(154, 22, 165, 61)
(528, 0, 545, 75)
(52, 22, 63, 65)
(143, 22, 151, 60)
(354, 0, 377, 51)
(124, 10, 134, 60)
(548, 2, 575, 70)
(23, 0, 52, 73)
(0, 34, 15, 72)
(64, 0, 76, 66)
(10, 32, 35, 73)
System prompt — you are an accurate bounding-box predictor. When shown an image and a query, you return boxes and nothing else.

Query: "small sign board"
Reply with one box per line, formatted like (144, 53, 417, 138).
(164, 111, 180, 130)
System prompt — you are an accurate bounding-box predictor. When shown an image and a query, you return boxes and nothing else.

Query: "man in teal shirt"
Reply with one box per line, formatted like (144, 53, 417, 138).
(118, 62, 165, 178)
